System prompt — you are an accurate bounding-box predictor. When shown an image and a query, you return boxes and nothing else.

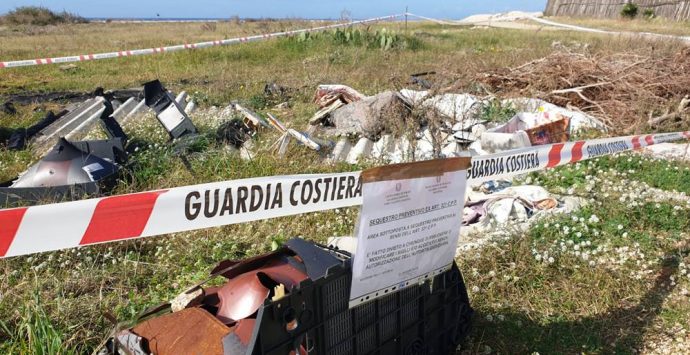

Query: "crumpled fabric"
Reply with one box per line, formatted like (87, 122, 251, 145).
(462, 185, 560, 227)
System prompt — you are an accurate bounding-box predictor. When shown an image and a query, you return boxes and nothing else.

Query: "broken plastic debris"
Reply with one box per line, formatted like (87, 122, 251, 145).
(233, 103, 270, 129)
(143, 80, 197, 138)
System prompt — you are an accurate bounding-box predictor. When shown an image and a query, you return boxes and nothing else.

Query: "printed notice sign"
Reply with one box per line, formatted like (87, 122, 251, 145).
(349, 158, 470, 307)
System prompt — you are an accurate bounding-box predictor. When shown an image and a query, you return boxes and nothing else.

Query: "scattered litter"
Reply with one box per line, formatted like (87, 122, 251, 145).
(313, 84, 364, 108)
(59, 63, 78, 71)
(322, 91, 411, 139)
(504, 97, 606, 133)
(480, 131, 531, 153)
(143, 80, 197, 139)
(216, 119, 254, 149)
(104, 238, 472, 355)
(409, 71, 436, 89)
(32, 96, 110, 154)
(0, 79, 205, 204)
(0, 133, 126, 205)
(488, 111, 570, 148)
(641, 142, 690, 161)
(233, 103, 269, 129)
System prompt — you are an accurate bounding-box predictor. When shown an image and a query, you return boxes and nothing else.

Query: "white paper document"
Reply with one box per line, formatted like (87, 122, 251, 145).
(349, 159, 468, 307)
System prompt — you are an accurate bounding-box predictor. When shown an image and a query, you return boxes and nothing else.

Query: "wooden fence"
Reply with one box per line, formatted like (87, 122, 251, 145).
(545, 0, 690, 20)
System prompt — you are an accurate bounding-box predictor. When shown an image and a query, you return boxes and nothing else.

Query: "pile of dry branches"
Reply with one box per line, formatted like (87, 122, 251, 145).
(476, 48, 690, 133)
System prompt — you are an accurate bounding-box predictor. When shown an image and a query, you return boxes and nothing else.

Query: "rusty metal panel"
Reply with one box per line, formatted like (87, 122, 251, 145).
(132, 308, 231, 355)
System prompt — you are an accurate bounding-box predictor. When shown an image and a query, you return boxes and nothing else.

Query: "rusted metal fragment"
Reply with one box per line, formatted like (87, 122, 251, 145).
(132, 308, 231, 355)
(217, 272, 270, 322)
(216, 257, 308, 323)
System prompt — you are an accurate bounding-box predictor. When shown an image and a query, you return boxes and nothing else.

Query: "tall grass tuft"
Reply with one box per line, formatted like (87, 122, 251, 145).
(0, 291, 78, 355)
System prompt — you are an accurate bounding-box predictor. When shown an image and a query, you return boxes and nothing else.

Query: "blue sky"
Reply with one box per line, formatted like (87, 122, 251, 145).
(0, 1, 547, 19)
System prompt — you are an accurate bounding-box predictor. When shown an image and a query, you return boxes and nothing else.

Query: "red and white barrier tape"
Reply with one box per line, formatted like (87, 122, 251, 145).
(0, 131, 688, 258)
(0, 14, 403, 69)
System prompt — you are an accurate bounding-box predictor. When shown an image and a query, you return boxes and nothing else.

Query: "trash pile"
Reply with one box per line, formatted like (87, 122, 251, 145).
(0, 80, 199, 205)
(304, 84, 604, 165)
(102, 238, 473, 355)
(475, 48, 690, 133)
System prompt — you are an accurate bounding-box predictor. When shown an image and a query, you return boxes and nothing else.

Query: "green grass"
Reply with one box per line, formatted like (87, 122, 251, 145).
(459, 155, 690, 353)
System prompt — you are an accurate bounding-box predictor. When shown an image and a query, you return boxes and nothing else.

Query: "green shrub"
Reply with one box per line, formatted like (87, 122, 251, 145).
(0, 6, 86, 26)
(480, 99, 517, 123)
(621, 3, 639, 19)
(643, 8, 656, 19)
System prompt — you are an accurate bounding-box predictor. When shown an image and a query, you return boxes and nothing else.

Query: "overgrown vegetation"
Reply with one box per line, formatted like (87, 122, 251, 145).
(479, 99, 516, 122)
(292, 27, 424, 51)
(621, 3, 639, 19)
(643, 8, 656, 20)
(0, 6, 86, 26)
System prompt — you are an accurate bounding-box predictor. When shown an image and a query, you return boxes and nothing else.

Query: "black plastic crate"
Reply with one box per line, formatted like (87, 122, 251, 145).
(247, 242, 473, 355)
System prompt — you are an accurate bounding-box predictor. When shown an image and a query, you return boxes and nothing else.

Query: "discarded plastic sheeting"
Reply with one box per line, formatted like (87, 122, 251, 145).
(143, 80, 197, 138)
(480, 131, 532, 153)
(400, 89, 484, 127)
(504, 97, 606, 133)
(464, 185, 560, 228)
